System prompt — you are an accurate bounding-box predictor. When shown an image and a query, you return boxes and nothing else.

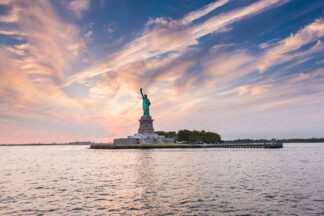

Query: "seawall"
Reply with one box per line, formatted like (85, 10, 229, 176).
(90, 142, 283, 149)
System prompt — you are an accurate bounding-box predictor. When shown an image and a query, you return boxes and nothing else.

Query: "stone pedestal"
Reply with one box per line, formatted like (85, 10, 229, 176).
(138, 117, 154, 134)
(113, 116, 176, 145)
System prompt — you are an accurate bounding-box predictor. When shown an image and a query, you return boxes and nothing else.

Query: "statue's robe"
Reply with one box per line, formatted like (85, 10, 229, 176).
(142, 97, 150, 117)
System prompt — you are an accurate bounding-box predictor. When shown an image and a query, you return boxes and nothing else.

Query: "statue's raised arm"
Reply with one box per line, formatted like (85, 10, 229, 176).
(140, 88, 144, 99)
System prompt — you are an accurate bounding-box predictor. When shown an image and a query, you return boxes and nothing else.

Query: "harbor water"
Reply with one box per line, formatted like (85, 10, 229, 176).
(0, 143, 323, 215)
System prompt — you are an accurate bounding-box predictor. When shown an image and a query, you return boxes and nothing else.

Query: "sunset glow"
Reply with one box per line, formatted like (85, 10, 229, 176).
(1, 0, 324, 143)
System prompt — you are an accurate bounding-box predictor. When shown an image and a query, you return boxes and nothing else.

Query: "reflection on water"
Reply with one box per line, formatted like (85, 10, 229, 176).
(136, 151, 155, 209)
(0, 143, 323, 215)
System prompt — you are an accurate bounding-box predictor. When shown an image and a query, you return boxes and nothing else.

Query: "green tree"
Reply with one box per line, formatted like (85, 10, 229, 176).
(189, 130, 201, 143)
(158, 129, 221, 144)
(177, 129, 191, 143)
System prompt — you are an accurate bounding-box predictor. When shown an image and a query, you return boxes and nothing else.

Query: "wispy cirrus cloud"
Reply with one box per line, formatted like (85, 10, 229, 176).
(181, 0, 230, 25)
(0, 0, 100, 143)
(257, 18, 324, 72)
(1, 0, 86, 80)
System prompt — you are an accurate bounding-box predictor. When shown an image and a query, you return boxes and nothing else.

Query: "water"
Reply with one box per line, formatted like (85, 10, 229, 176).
(0, 143, 323, 215)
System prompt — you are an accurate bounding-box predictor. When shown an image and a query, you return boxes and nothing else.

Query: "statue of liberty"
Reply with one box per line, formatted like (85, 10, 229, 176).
(140, 88, 151, 117)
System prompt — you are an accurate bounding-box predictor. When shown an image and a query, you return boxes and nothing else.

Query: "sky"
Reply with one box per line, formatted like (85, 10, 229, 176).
(0, 0, 324, 143)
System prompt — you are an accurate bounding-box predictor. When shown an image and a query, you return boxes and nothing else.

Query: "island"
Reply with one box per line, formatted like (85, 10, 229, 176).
(90, 88, 283, 149)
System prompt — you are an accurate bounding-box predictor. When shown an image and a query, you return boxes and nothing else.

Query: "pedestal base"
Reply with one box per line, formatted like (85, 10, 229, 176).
(112, 116, 176, 145)
(138, 117, 154, 134)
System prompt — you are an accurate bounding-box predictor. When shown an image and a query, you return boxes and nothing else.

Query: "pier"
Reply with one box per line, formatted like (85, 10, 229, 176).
(212, 141, 283, 149)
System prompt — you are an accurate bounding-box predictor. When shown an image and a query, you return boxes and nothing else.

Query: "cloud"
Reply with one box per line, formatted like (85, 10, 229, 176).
(191, 0, 289, 39)
(68, 0, 90, 18)
(103, 22, 116, 34)
(181, 0, 230, 24)
(1, 0, 86, 80)
(0, 2, 21, 23)
(0, 0, 95, 143)
(289, 68, 324, 84)
(257, 18, 324, 72)
(84, 30, 93, 41)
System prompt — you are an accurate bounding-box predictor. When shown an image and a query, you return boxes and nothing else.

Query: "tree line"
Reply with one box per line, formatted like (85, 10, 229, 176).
(156, 130, 221, 144)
